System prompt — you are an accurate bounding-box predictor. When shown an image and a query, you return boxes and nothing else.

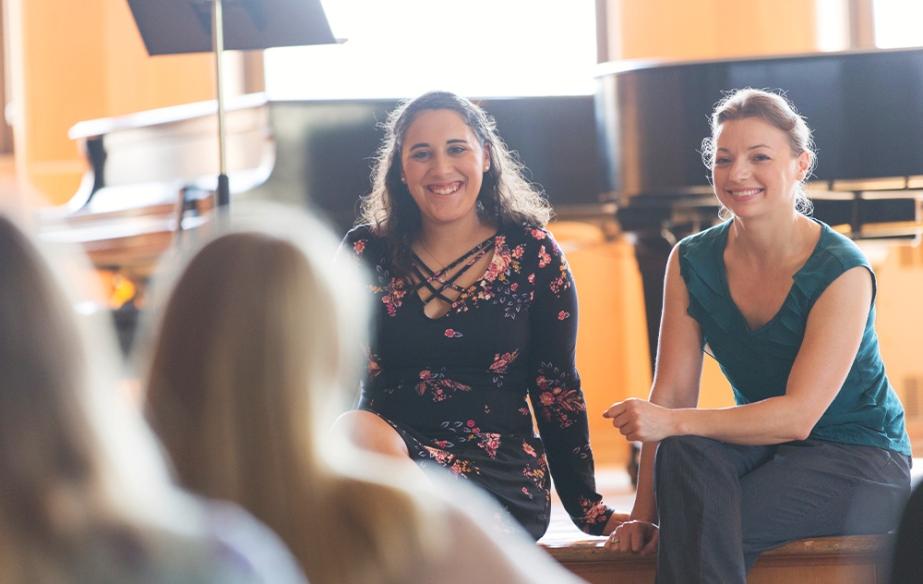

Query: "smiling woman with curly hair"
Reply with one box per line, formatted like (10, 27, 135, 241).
(339, 91, 624, 540)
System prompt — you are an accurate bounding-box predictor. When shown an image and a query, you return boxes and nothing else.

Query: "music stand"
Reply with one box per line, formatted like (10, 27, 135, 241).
(126, 0, 337, 211)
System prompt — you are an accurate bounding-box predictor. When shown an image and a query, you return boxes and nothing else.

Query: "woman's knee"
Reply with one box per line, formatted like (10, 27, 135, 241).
(654, 436, 738, 498)
(333, 410, 409, 459)
(656, 436, 715, 473)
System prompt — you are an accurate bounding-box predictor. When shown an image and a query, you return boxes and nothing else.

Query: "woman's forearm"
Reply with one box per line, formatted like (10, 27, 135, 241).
(672, 394, 819, 445)
(667, 266, 871, 446)
(631, 442, 658, 522)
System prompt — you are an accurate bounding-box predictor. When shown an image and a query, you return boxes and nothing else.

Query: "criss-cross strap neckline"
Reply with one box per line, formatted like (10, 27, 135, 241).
(411, 233, 497, 306)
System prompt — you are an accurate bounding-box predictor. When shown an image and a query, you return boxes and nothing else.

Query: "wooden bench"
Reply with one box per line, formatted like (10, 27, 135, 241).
(540, 534, 893, 583)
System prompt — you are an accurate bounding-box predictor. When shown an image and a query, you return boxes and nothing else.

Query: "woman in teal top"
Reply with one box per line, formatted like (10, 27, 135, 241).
(602, 88, 911, 584)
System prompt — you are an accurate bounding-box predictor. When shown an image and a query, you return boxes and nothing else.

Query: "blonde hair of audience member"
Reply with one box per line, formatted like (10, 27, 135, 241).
(143, 210, 451, 584)
(0, 215, 193, 581)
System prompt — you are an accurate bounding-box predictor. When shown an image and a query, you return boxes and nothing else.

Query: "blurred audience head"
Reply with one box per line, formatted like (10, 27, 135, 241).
(143, 203, 445, 584)
(0, 214, 184, 580)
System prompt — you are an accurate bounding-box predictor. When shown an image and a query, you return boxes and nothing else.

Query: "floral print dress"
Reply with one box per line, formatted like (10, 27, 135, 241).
(345, 222, 613, 539)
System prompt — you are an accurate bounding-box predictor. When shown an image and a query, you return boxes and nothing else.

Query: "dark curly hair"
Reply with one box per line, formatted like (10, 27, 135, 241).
(357, 91, 551, 275)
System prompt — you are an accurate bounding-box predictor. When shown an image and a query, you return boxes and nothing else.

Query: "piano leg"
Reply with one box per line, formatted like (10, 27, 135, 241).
(632, 230, 673, 376)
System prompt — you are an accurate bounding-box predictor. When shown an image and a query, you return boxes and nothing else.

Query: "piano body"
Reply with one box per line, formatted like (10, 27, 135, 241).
(595, 47, 923, 364)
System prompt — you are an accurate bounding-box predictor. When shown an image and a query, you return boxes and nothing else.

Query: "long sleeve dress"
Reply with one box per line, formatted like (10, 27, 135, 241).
(344, 222, 613, 539)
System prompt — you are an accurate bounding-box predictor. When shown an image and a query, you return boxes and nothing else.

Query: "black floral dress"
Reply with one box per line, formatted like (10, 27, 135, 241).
(345, 222, 613, 539)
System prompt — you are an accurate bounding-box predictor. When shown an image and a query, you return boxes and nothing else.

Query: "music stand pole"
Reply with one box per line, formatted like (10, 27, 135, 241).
(126, 0, 339, 215)
(212, 0, 231, 210)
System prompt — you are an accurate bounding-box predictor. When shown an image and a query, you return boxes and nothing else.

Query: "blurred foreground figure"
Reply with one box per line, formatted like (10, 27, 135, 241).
(143, 204, 581, 584)
(891, 480, 923, 584)
(0, 214, 305, 583)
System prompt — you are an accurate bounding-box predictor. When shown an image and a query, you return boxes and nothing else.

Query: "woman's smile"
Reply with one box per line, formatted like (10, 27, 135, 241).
(725, 187, 765, 202)
(712, 117, 808, 219)
(426, 180, 465, 196)
(400, 109, 489, 228)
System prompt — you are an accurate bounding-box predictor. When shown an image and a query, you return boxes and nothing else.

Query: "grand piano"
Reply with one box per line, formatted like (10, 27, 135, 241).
(40, 48, 923, 355)
(595, 47, 923, 362)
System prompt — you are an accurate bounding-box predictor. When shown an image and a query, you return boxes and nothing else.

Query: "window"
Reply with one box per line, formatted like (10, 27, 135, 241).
(264, 0, 597, 99)
(874, 0, 923, 49)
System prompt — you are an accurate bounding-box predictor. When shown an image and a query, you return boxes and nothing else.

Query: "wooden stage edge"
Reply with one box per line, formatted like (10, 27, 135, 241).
(538, 465, 912, 584)
(541, 534, 892, 584)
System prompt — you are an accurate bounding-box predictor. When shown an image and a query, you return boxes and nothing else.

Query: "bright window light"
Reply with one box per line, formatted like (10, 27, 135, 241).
(264, 0, 597, 99)
(874, 0, 923, 49)
(814, 0, 849, 52)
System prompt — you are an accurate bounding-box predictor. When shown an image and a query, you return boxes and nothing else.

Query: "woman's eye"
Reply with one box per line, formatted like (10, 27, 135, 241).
(752, 154, 771, 162)
(448, 145, 468, 155)
(410, 150, 430, 160)
(714, 157, 731, 166)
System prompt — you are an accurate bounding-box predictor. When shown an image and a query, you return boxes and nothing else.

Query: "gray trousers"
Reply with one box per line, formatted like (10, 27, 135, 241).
(654, 436, 911, 584)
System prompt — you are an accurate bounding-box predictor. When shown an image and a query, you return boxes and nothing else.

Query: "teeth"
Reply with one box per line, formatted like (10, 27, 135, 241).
(429, 182, 462, 195)
(729, 189, 762, 197)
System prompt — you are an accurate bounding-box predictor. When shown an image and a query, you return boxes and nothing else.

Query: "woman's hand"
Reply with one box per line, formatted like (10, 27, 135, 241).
(603, 398, 677, 442)
(605, 520, 659, 555)
(602, 511, 630, 536)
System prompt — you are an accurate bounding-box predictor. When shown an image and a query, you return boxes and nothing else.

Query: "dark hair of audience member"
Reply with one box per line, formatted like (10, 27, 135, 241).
(0, 215, 192, 581)
(891, 481, 923, 583)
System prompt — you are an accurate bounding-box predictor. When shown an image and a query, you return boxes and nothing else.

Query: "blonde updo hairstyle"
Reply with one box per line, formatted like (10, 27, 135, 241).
(701, 88, 816, 219)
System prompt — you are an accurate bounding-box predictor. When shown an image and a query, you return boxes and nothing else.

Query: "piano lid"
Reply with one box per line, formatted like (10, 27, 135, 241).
(595, 47, 923, 197)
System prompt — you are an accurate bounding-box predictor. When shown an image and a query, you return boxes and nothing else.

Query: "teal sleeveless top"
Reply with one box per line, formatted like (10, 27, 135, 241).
(679, 219, 910, 455)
